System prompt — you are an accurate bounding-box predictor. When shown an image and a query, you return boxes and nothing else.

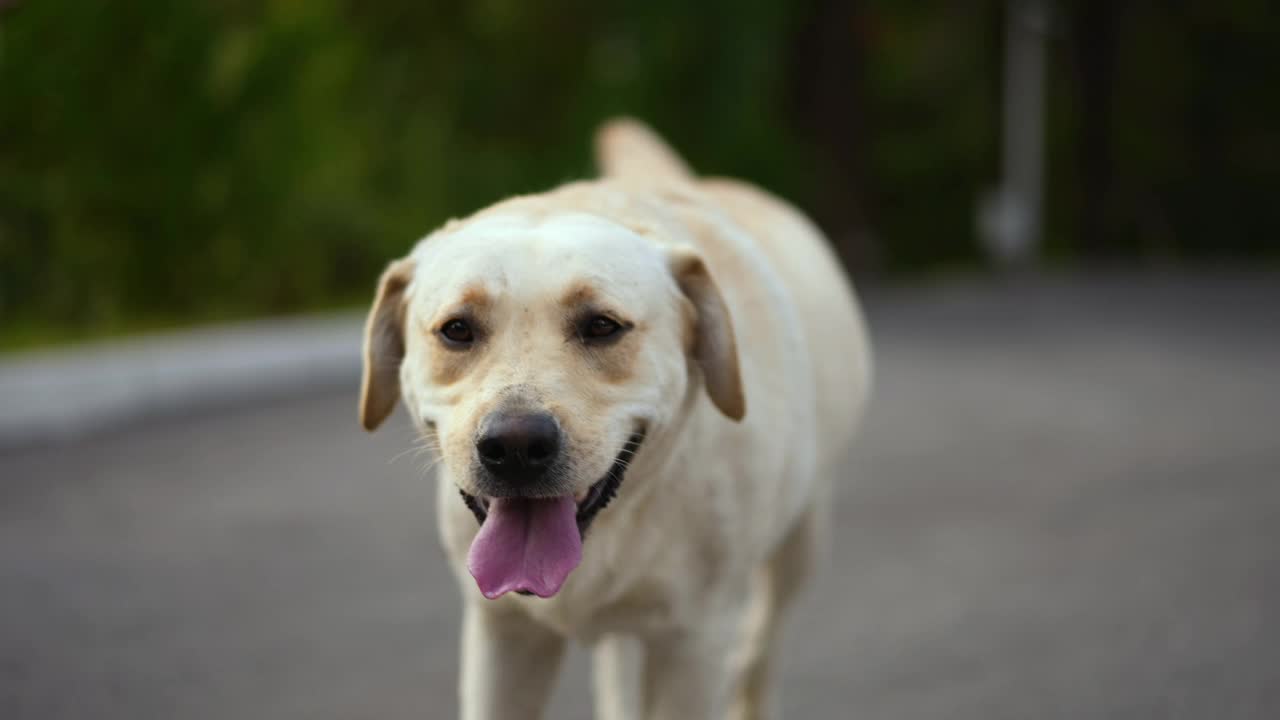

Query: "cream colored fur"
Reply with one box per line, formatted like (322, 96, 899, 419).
(359, 118, 871, 719)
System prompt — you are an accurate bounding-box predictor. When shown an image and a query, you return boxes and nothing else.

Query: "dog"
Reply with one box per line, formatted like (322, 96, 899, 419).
(359, 119, 871, 719)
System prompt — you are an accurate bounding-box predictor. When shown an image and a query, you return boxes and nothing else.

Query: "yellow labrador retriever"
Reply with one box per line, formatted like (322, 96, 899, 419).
(359, 119, 871, 719)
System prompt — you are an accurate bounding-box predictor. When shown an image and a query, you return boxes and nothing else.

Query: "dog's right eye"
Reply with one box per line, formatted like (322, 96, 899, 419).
(439, 319, 474, 346)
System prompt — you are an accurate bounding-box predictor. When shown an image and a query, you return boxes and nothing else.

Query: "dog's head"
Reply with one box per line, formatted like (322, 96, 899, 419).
(359, 204, 743, 599)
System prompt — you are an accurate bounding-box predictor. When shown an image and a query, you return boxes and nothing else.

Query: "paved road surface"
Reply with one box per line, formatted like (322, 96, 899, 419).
(3, 274, 1278, 719)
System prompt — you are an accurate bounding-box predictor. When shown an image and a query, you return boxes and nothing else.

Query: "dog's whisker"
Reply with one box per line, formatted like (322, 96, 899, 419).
(387, 446, 418, 465)
(418, 454, 446, 476)
(389, 439, 441, 466)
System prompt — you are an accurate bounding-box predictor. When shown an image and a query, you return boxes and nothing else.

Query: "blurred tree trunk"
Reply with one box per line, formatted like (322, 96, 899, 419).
(1073, 0, 1116, 256)
(787, 0, 877, 271)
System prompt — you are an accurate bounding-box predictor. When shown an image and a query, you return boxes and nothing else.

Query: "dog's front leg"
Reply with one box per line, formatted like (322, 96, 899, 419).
(459, 602, 565, 720)
(641, 627, 734, 720)
(592, 633, 644, 720)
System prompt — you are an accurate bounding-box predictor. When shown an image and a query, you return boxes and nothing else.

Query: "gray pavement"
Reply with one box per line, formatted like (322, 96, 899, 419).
(2, 273, 1278, 719)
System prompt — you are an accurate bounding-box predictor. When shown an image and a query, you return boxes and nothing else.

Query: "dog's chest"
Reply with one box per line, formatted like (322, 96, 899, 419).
(515, 573, 690, 640)
(515, 516, 718, 639)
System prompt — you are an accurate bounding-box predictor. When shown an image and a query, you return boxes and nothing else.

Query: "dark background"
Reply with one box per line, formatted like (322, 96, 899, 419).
(1, 0, 1276, 346)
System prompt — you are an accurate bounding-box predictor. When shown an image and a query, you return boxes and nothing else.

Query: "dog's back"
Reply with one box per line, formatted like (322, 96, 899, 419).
(594, 118, 871, 469)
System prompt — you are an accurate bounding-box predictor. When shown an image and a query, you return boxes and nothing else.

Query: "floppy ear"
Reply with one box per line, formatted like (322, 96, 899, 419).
(668, 248, 746, 421)
(359, 258, 416, 431)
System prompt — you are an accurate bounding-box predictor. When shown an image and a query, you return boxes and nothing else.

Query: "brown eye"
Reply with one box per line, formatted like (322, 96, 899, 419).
(582, 315, 623, 342)
(440, 319, 474, 345)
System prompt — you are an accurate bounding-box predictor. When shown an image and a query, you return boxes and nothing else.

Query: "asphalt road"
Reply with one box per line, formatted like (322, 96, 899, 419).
(2, 274, 1278, 719)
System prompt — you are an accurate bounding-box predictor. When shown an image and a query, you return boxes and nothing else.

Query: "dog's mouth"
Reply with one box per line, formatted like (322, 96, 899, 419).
(461, 428, 646, 600)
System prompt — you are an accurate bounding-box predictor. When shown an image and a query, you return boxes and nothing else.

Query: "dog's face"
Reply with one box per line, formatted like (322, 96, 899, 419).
(359, 209, 743, 598)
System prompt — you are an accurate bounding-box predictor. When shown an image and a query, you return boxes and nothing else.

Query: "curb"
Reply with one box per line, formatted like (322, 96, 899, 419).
(0, 313, 365, 451)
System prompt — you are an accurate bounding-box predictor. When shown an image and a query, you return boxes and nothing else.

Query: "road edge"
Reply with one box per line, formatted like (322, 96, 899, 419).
(0, 313, 365, 451)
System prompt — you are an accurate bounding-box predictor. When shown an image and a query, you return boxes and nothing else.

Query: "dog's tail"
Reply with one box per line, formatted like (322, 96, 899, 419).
(594, 117, 694, 183)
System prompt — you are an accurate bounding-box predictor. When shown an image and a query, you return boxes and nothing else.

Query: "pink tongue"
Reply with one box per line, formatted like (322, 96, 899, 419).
(466, 496, 582, 599)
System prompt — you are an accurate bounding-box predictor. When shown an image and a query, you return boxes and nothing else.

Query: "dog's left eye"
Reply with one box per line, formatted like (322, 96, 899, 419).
(581, 315, 624, 342)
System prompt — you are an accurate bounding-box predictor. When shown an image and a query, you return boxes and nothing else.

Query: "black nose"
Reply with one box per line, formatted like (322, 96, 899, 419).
(476, 412, 561, 481)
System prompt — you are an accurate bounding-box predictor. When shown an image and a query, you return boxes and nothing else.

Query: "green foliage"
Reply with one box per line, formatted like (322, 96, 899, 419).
(0, 0, 815, 345)
(0, 0, 1275, 347)
(1045, 1, 1280, 260)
